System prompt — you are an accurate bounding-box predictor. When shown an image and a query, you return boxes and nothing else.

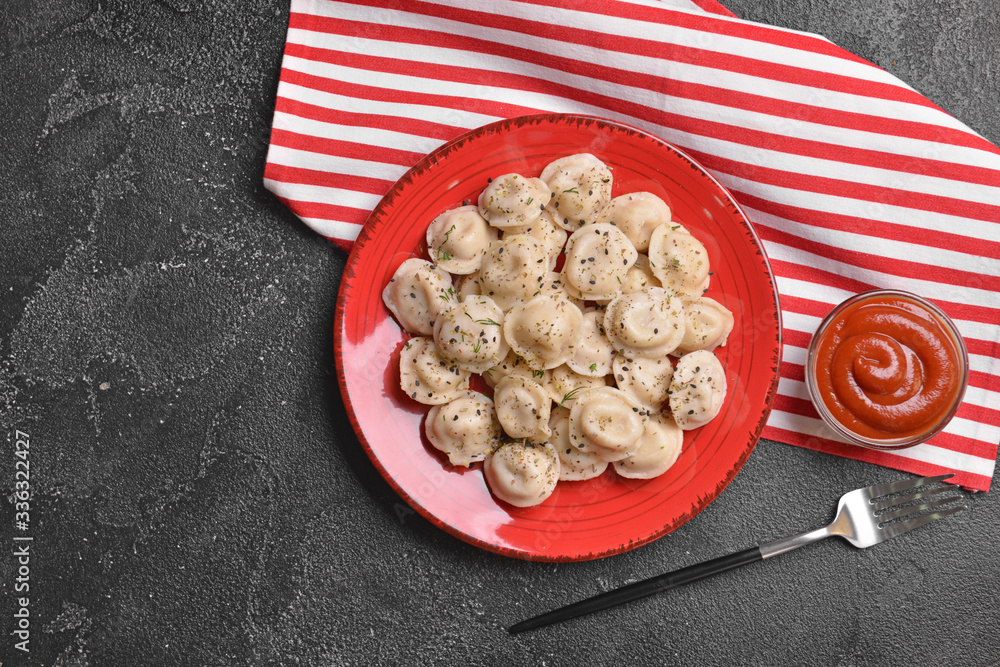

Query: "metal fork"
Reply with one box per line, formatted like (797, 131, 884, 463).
(508, 474, 966, 634)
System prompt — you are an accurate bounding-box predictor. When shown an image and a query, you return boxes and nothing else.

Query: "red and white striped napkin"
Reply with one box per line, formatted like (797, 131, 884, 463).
(264, 0, 1000, 491)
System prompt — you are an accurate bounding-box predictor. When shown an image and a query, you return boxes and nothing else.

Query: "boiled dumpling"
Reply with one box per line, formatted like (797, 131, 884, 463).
(425, 205, 498, 274)
(675, 296, 734, 354)
(533, 272, 584, 307)
(615, 411, 683, 479)
(382, 258, 453, 336)
(568, 387, 649, 462)
(566, 309, 615, 378)
(503, 294, 583, 370)
(603, 286, 685, 358)
(483, 441, 560, 507)
(494, 375, 552, 442)
(550, 406, 608, 481)
(425, 391, 501, 467)
(454, 272, 482, 299)
(399, 337, 471, 405)
(613, 355, 674, 410)
(544, 364, 609, 407)
(561, 223, 638, 301)
(540, 153, 613, 231)
(596, 191, 670, 252)
(483, 350, 548, 389)
(432, 295, 506, 373)
(648, 223, 710, 297)
(478, 173, 551, 229)
(619, 254, 660, 295)
(477, 234, 550, 310)
(503, 210, 567, 271)
(669, 350, 727, 430)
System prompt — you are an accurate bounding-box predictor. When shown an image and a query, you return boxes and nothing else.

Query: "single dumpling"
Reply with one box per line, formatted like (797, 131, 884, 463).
(483, 350, 549, 389)
(566, 309, 615, 378)
(596, 191, 671, 252)
(668, 220, 691, 235)
(399, 337, 471, 405)
(648, 224, 711, 297)
(382, 258, 454, 336)
(478, 173, 552, 229)
(483, 441, 560, 508)
(619, 254, 660, 294)
(503, 294, 584, 370)
(494, 375, 552, 442)
(613, 355, 674, 410)
(550, 406, 608, 481)
(675, 296, 735, 354)
(569, 387, 649, 462)
(533, 272, 584, 308)
(614, 411, 683, 479)
(425, 391, 501, 467)
(454, 272, 482, 300)
(669, 350, 727, 430)
(425, 205, 498, 275)
(561, 223, 638, 302)
(432, 295, 506, 373)
(545, 364, 609, 407)
(539, 153, 613, 230)
(503, 210, 567, 271)
(477, 234, 550, 310)
(603, 286, 686, 358)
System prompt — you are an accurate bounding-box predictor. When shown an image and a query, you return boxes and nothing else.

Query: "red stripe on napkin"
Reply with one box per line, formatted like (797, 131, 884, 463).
(264, 0, 1000, 490)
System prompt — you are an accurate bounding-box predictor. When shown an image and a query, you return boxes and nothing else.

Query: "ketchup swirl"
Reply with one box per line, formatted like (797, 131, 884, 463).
(813, 296, 964, 442)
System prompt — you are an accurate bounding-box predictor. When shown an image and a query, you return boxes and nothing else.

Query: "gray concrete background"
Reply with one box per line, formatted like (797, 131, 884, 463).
(1, 1, 998, 665)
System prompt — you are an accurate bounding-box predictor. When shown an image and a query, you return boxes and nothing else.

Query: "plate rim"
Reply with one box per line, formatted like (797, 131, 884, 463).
(333, 112, 783, 561)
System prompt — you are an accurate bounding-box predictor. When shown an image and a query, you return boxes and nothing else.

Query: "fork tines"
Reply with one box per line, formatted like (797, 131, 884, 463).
(874, 485, 960, 517)
(867, 473, 967, 539)
(880, 505, 966, 539)
(866, 473, 956, 499)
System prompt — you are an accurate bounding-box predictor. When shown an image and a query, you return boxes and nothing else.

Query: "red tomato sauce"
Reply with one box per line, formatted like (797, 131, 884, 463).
(812, 295, 964, 442)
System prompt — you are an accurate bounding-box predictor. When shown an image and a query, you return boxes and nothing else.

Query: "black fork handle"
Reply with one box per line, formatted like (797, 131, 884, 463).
(507, 547, 763, 634)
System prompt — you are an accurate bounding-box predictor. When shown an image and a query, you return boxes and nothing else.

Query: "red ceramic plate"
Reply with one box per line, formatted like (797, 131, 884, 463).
(334, 114, 781, 562)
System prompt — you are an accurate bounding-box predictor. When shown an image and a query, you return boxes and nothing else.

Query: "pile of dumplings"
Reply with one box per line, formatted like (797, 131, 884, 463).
(382, 154, 734, 508)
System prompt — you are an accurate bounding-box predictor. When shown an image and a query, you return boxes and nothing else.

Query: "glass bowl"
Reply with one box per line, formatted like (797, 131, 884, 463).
(805, 289, 969, 450)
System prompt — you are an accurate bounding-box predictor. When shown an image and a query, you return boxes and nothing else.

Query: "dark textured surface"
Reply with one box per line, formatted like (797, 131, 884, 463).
(1, 1, 998, 665)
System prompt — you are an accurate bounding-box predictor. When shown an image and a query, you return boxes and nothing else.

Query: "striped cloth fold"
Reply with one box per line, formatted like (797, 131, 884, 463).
(264, 0, 1000, 491)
